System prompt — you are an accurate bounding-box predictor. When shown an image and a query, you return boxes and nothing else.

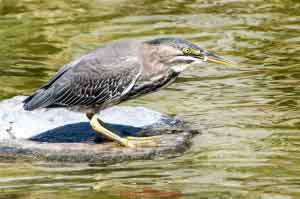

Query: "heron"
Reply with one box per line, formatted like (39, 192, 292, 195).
(23, 37, 232, 147)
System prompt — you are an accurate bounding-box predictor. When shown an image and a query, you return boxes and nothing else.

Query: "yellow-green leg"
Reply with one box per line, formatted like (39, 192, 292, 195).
(87, 113, 161, 148)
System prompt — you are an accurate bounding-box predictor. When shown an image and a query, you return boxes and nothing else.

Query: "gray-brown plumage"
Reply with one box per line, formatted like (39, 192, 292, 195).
(23, 37, 231, 147)
(23, 40, 142, 113)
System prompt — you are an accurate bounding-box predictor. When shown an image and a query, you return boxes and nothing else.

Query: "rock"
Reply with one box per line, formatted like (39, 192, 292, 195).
(0, 96, 199, 164)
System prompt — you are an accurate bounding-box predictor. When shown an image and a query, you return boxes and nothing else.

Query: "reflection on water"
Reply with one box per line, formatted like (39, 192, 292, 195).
(1, 0, 300, 198)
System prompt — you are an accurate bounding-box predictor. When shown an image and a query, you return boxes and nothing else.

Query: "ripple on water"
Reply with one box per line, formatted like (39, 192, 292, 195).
(1, 0, 300, 199)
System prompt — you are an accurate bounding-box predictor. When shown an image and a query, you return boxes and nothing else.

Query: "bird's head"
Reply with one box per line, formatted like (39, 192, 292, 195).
(143, 37, 232, 73)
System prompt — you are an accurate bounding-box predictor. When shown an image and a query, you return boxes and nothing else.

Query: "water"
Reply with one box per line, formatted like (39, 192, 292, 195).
(1, 0, 300, 198)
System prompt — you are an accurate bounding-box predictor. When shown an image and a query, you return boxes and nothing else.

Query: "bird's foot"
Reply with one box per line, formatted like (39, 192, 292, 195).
(89, 114, 162, 148)
(122, 136, 162, 148)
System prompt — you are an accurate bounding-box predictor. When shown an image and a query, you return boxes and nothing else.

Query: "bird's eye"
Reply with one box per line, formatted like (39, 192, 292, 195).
(182, 48, 192, 54)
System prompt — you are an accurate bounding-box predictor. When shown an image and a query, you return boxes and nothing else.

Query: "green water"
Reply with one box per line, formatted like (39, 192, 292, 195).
(1, 0, 300, 198)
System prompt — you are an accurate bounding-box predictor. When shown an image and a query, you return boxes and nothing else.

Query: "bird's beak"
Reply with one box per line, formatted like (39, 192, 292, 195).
(205, 53, 233, 66)
(194, 50, 233, 66)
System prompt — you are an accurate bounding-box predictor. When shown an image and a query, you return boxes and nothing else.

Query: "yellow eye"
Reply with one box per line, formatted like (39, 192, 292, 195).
(183, 48, 191, 54)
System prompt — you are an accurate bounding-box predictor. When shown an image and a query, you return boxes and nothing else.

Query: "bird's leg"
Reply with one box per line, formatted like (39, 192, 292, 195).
(86, 112, 95, 120)
(88, 113, 129, 146)
(87, 113, 161, 148)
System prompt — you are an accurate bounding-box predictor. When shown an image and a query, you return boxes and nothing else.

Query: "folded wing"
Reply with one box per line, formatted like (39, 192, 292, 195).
(23, 55, 141, 111)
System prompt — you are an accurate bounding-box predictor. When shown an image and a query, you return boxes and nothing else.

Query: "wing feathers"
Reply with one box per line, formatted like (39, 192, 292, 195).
(23, 89, 53, 111)
(23, 56, 141, 111)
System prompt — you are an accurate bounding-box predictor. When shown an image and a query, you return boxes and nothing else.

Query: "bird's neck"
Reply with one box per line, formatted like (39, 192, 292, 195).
(139, 43, 170, 79)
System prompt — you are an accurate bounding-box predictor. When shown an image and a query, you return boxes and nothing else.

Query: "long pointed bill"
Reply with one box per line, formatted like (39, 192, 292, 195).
(204, 53, 233, 66)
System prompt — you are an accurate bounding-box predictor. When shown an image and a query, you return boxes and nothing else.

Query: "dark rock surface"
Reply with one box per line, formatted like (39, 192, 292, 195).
(0, 96, 199, 164)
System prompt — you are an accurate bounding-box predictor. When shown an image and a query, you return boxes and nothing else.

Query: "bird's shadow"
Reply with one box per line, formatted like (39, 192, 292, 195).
(30, 122, 158, 143)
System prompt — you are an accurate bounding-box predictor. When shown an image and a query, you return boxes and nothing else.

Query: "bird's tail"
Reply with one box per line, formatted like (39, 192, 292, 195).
(23, 89, 53, 111)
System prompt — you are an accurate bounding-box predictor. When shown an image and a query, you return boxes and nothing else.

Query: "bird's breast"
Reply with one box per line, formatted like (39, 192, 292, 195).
(126, 70, 179, 99)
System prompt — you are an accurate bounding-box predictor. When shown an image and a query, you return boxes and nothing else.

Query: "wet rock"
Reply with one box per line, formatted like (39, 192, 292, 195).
(0, 96, 199, 164)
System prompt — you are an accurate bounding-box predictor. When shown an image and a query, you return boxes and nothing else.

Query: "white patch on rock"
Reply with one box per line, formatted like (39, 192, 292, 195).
(0, 96, 167, 139)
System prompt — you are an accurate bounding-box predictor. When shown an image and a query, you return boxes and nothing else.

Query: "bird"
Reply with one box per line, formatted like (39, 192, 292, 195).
(23, 37, 232, 147)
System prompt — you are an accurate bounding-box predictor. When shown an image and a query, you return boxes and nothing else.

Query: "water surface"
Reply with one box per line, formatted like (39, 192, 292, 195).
(1, 0, 300, 198)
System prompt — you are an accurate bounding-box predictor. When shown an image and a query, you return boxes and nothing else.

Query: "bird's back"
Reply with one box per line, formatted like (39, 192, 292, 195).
(23, 40, 143, 112)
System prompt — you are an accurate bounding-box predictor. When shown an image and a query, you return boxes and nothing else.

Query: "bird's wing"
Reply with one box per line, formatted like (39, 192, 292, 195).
(23, 56, 142, 110)
(52, 59, 141, 107)
(22, 56, 85, 105)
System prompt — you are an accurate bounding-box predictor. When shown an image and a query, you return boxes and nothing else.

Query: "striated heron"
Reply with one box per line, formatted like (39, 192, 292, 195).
(23, 37, 232, 147)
